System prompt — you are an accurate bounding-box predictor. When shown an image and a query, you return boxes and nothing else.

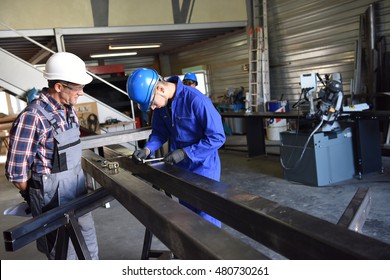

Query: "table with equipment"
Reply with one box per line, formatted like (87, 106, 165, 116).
(220, 111, 304, 157)
(220, 110, 388, 183)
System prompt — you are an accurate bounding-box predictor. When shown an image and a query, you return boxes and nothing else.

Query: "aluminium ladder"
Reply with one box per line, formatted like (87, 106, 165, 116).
(248, 0, 270, 112)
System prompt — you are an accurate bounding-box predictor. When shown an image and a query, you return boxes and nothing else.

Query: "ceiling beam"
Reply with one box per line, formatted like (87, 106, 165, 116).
(28, 40, 55, 64)
(91, 0, 109, 27)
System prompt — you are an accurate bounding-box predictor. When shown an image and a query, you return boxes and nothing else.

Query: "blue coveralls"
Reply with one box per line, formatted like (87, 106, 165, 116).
(145, 77, 226, 226)
(28, 103, 98, 260)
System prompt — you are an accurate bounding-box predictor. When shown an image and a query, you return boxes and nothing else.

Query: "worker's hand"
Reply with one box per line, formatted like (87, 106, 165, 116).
(163, 149, 187, 164)
(19, 189, 30, 205)
(132, 148, 149, 164)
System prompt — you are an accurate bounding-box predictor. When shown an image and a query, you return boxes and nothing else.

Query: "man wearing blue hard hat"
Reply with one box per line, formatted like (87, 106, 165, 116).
(127, 68, 226, 227)
(183, 72, 198, 88)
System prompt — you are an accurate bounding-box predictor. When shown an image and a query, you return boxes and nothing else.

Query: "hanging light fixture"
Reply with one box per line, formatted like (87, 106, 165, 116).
(90, 52, 137, 58)
(108, 43, 162, 50)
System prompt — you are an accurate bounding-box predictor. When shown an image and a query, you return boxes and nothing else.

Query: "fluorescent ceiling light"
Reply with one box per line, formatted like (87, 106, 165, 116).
(90, 52, 137, 58)
(109, 43, 162, 50)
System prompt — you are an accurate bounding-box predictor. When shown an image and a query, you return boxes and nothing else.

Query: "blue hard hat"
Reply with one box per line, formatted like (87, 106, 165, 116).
(126, 68, 159, 112)
(183, 72, 198, 86)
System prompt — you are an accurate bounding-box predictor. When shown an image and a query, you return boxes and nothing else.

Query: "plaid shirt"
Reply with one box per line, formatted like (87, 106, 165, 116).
(5, 89, 79, 183)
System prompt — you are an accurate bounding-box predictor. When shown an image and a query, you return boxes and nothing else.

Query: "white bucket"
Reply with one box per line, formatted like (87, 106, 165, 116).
(267, 100, 288, 128)
(266, 100, 289, 140)
(268, 118, 287, 128)
(266, 125, 287, 141)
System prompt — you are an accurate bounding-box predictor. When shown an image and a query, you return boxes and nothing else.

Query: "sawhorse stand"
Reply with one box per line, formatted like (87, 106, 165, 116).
(141, 229, 176, 260)
(54, 211, 92, 260)
(141, 186, 176, 260)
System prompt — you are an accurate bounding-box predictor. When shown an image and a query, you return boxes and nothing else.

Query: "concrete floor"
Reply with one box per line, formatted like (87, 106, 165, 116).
(1, 135, 390, 260)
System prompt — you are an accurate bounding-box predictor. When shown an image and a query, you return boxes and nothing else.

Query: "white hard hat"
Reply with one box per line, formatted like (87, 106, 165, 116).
(43, 52, 93, 85)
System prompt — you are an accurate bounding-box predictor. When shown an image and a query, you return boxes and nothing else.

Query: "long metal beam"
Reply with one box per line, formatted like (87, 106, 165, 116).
(3, 188, 113, 252)
(81, 150, 268, 260)
(337, 187, 371, 232)
(0, 22, 246, 38)
(103, 147, 390, 260)
(49, 22, 247, 36)
(81, 127, 151, 150)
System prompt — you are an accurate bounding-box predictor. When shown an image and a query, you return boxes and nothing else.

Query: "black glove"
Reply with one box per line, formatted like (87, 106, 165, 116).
(19, 188, 32, 214)
(19, 189, 30, 204)
(163, 149, 187, 164)
(132, 149, 148, 164)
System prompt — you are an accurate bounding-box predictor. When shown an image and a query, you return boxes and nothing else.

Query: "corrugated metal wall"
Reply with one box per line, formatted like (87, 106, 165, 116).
(267, 0, 390, 104)
(169, 0, 390, 105)
(169, 29, 248, 102)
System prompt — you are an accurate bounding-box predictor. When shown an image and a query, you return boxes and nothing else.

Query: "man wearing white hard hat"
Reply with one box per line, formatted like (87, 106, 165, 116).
(5, 52, 99, 260)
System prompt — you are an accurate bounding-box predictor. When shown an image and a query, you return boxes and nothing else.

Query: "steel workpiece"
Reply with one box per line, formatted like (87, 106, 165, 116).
(81, 150, 268, 260)
(103, 146, 390, 260)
